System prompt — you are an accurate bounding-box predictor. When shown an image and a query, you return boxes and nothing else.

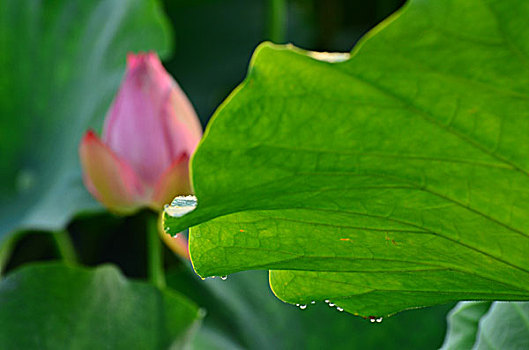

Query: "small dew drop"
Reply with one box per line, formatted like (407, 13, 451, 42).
(376, 317, 383, 323)
(324, 299, 330, 303)
(311, 301, 316, 304)
(299, 305, 307, 310)
(370, 318, 376, 323)
(211, 276, 216, 279)
(220, 276, 228, 281)
(296, 304, 300, 307)
(329, 303, 335, 307)
(336, 307, 344, 312)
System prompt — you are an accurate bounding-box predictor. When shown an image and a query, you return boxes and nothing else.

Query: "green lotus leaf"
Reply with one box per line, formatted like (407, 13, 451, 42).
(165, 0, 529, 317)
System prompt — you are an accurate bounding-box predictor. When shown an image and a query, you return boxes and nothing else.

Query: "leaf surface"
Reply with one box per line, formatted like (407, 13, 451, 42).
(0, 263, 202, 350)
(165, 0, 529, 316)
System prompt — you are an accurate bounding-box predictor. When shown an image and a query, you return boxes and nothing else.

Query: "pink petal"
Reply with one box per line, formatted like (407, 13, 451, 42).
(102, 52, 202, 187)
(160, 233, 190, 260)
(162, 83, 203, 159)
(150, 153, 192, 209)
(155, 213, 190, 260)
(79, 130, 145, 214)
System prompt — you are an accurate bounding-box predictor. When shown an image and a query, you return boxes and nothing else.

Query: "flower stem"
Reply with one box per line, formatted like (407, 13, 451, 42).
(267, 0, 287, 43)
(0, 234, 18, 278)
(147, 212, 166, 288)
(51, 230, 78, 265)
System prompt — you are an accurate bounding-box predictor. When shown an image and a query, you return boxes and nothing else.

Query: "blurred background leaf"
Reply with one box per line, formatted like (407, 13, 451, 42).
(0, 263, 202, 349)
(0, 0, 172, 242)
(441, 301, 492, 350)
(442, 301, 529, 350)
(473, 302, 529, 350)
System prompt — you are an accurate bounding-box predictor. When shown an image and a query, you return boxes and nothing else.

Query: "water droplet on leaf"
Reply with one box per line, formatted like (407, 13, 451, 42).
(220, 276, 228, 281)
(165, 195, 197, 217)
(299, 304, 307, 310)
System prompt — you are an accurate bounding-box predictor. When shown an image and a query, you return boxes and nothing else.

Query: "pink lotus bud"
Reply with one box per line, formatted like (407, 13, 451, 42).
(79, 52, 202, 214)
